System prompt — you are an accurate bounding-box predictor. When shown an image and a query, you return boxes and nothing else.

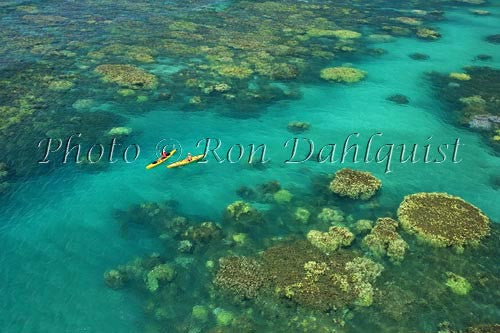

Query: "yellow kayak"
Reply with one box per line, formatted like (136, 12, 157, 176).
(167, 154, 204, 169)
(146, 149, 177, 169)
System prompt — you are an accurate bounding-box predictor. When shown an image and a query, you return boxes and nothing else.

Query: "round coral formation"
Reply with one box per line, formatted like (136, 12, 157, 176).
(273, 189, 293, 203)
(95, 64, 158, 89)
(293, 207, 311, 224)
(214, 256, 266, 299)
(445, 272, 472, 295)
(329, 168, 382, 200)
(320, 66, 366, 83)
(397, 192, 490, 248)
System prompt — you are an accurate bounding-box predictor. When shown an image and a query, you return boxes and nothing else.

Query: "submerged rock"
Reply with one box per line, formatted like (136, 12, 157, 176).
(409, 52, 430, 60)
(485, 34, 500, 44)
(475, 54, 492, 61)
(387, 94, 410, 105)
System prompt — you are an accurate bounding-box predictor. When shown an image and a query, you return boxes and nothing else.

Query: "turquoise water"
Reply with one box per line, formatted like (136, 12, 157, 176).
(0, 1, 499, 332)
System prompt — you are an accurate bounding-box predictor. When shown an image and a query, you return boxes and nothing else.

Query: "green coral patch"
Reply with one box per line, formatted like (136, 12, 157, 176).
(320, 66, 366, 83)
(95, 64, 158, 89)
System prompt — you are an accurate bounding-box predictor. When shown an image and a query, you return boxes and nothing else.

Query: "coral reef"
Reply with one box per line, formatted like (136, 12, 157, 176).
(445, 272, 471, 295)
(104, 269, 127, 289)
(320, 67, 366, 83)
(317, 207, 344, 224)
(395, 17, 422, 25)
(183, 222, 223, 244)
(214, 256, 267, 299)
(146, 264, 176, 292)
(344, 257, 384, 306)
(329, 168, 382, 200)
(293, 207, 311, 224)
(449, 72, 471, 81)
(354, 219, 373, 235)
(107, 127, 132, 136)
(225, 201, 262, 224)
(192, 305, 209, 322)
(429, 66, 500, 151)
(48, 79, 74, 91)
(262, 240, 383, 310)
(273, 189, 293, 204)
(178, 240, 193, 253)
(95, 64, 157, 89)
(307, 28, 361, 38)
(215, 65, 253, 79)
(397, 192, 490, 248)
(331, 30, 362, 39)
(287, 121, 310, 133)
(307, 226, 354, 254)
(362, 217, 408, 262)
(214, 309, 235, 326)
(416, 28, 441, 40)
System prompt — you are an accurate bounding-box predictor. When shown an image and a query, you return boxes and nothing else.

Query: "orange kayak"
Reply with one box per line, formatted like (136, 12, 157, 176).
(167, 154, 204, 169)
(146, 149, 177, 169)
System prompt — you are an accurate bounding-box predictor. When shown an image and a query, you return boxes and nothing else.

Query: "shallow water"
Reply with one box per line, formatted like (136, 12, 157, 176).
(0, 1, 499, 332)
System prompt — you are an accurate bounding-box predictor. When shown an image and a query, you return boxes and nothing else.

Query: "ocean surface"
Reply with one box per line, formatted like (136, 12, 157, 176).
(0, 0, 498, 332)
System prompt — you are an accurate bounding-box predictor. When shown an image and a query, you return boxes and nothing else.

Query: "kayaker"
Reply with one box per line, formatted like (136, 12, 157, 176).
(186, 153, 193, 162)
(161, 150, 170, 158)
